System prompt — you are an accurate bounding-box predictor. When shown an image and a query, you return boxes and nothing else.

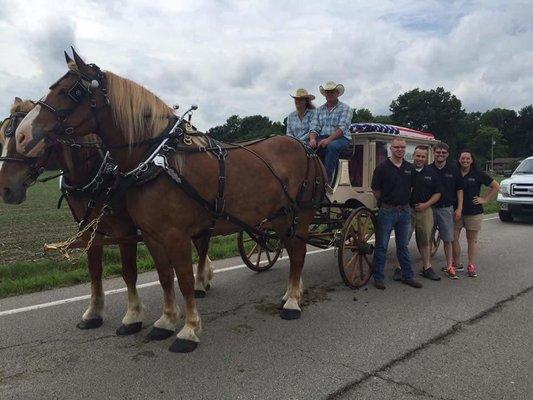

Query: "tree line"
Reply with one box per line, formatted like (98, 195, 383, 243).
(208, 87, 533, 165)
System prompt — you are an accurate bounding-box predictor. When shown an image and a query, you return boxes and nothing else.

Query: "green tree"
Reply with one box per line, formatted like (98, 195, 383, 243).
(467, 125, 508, 166)
(373, 115, 393, 124)
(351, 108, 374, 123)
(516, 105, 533, 156)
(390, 87, 465, 153)
(208, 114, 283, 141)
(480, 108, 518, 156)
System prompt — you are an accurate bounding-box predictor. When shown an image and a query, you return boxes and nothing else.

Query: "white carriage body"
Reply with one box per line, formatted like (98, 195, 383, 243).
(330, 123, 437, 209)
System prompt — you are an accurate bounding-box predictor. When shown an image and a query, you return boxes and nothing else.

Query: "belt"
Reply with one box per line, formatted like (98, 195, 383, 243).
(380, 203, 410, 210)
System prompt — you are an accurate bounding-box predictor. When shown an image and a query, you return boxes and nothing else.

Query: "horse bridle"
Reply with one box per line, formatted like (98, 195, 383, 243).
(0, 109, 51, 183)
(36, 64, 109, 140)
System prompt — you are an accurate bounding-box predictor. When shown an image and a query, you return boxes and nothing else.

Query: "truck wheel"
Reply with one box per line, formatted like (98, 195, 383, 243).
(498, 211, 514, 222)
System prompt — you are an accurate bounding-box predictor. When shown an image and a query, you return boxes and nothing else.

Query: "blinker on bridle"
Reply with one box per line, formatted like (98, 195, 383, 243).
(0, 110, 46, 182)
(37, 64, 109, 138)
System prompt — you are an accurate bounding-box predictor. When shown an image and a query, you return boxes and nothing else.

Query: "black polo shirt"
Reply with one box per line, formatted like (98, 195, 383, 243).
(410, 166, 443, 206)
(461, 169, 493, 215)
(371, 158, 415, 206)
(430, 162, 464, 208)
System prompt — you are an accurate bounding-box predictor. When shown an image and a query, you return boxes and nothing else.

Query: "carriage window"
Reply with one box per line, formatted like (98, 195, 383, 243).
(348, 145, 364, 187)
(376, 141, 388, 165)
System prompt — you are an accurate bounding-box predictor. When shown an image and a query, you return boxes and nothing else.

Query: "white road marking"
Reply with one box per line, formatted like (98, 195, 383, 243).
(0, 216, 500, 317)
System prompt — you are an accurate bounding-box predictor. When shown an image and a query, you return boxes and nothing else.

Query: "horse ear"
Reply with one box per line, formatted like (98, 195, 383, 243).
(64, 50, 73, 65)
(71, 46, 92, 76)
(14, 97, 23, 104)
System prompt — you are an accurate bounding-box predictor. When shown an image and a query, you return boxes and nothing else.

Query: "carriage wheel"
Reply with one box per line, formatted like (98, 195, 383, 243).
(429, 228, 442, 257)
(237, 231, 282, 272)
(338, 207, 377, 289)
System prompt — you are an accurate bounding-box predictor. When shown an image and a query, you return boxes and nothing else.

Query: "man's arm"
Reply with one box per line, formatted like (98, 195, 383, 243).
(454, 189, 463, 220)
(371, 166, 382, 200)
(415, 192, 441, 212)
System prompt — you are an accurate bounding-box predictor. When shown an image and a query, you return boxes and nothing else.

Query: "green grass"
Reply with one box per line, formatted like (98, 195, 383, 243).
(0, 174, 241, 298)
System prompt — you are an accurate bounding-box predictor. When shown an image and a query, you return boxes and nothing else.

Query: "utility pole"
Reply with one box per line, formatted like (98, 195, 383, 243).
(491, 133, 495, 172)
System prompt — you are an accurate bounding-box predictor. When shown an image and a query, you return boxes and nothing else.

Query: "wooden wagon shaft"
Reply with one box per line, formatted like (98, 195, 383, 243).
(45, 234, 143, 251)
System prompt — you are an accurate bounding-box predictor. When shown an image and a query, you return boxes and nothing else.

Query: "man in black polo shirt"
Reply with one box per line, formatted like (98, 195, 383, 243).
(371, 137, 423, 290)
(430, 142, 464, 279)
(410, 145, 443, 279)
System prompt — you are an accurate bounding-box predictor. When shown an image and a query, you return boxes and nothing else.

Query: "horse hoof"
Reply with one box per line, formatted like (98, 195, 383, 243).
(276, 299, 287, 310)
(76, 317, 103, 330)
(205, 283, 211, 291)
(280, 308, 301, 320)
(169, 338, 198, 353)
(116, 322, 142, 336)
(194, 290, 206, 298)
(145, 327, 174, 341)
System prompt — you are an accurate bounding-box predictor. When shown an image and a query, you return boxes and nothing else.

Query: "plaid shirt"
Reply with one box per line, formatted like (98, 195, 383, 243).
(286, 109, 315, 141)
(310, 101, 353, 140)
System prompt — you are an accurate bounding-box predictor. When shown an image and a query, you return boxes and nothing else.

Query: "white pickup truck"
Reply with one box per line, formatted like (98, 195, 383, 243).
(497, 156, 533, 222)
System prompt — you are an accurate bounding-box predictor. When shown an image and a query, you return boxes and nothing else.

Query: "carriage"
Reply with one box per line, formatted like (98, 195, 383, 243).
(237, 123, 439, 288)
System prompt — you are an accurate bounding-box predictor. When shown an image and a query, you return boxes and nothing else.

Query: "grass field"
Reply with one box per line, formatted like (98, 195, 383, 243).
(0, 174, 241, 297)
(0, 173, 503, 298)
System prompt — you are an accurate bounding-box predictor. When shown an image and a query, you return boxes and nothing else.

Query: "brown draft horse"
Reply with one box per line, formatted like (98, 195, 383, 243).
(16, 49, 326, 353)
(1, 97, 214, 340)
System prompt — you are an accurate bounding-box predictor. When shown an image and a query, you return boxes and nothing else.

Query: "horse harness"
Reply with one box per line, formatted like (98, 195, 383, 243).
(32, 63, 326, 248)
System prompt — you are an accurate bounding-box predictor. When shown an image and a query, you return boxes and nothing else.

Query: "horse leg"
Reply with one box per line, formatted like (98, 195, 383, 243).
(77, 244, 105, 329)
(166, 236, 202, 353)
(193, 235, 213, 298)
(144, 234, 182, 341)
(115, 242, 144, 336)
(276, 210, 314, 320)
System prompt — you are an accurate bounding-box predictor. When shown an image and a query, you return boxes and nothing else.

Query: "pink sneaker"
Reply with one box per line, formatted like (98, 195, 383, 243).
(467, 264, 477, 277)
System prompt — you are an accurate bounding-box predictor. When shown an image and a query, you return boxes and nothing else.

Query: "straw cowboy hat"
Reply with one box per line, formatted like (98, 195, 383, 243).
(319, 81, 345, 97)
(290, 88, 315, 100)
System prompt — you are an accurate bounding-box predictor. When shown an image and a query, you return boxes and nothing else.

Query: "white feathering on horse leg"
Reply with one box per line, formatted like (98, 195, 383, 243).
(195, 256, 214, 292)
(153, 309, 180, 331)
(121, 291, 144, 325)
(82, 296, 104, 320)
(82, 284, 104, 320)
(176, 322, 201, 343)
(282, 278, 304, 302)
(282, 297, 301, 312)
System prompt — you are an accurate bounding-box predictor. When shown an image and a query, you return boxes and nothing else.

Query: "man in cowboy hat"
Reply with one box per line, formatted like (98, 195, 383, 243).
(286, 88, 316, 142)
(308, 81, 353, 184)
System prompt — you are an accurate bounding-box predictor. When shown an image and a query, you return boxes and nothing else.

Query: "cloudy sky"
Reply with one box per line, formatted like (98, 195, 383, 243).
(1, 0, 532, 130)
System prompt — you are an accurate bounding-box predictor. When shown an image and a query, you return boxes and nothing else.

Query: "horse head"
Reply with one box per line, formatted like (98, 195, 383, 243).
(16, 48, 109, 158)
(0, 97, 44, 203)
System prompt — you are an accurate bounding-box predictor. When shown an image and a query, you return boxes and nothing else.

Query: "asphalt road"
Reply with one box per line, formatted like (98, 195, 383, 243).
(1, 215, 532, 400)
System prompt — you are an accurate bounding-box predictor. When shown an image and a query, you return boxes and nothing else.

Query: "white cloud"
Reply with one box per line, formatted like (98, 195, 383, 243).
(0, 0, 532, 130)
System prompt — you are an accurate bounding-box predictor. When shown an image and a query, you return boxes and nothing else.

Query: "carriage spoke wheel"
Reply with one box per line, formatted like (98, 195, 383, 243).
(429, 228, 442, 257)
(338, 207, 377, 289)
(237, 231, 282, 272)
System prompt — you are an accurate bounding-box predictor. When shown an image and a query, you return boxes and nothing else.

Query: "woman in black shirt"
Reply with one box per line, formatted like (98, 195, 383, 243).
(452, 150, 500, 277)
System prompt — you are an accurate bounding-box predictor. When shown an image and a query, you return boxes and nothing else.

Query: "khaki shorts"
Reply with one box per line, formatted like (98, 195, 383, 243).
(409, 207, 434, 246)
(455, 214, 483, 231)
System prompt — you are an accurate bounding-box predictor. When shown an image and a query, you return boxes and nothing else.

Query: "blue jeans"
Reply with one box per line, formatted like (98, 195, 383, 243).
(372, 207, 414, 282)
(315, 136, 350, 183)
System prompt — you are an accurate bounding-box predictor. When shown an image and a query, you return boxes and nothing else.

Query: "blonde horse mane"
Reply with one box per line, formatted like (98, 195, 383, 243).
(104, 71, 174, 145)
